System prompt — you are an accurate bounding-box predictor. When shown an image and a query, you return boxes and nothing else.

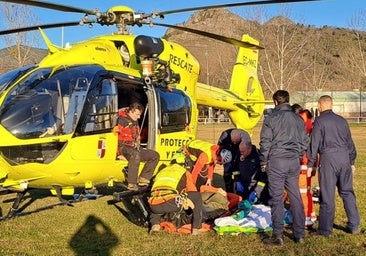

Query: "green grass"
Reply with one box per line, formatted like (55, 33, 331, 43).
(0, 124, 365, 256)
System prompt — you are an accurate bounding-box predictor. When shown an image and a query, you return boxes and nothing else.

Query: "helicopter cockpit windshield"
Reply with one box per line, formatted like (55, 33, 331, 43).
(0, 65, 103, 139)
(0, 65, 36, 93)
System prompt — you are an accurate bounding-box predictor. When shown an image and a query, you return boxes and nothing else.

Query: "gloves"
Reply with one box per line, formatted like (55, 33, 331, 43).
(260, 164, 268, 172)
(248, 191, 258, 204)
(112, 126, 120, 135)
(205, 179, 212, 186)
(235, 181, 244, 193)
(182, 198, 195, 210)
(307, 167, 313, 178)
(351, 165, 356, 173)
(224, 163, 232, 173)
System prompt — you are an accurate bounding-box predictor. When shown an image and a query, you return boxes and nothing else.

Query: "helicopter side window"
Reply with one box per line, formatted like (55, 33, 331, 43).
(0, 65, 103, 139)
(0, 68, 63, 139)
(80, 78, 118, 133)
(0, 65, 36, 93)
(158, 88, 192, 133)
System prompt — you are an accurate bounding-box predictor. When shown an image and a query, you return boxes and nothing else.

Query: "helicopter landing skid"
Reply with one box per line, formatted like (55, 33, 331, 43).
(0, 190, 27, 220)
(52, 185, 74, 206)
(112, 186, 150, 225)
(112, 186, 149, 201)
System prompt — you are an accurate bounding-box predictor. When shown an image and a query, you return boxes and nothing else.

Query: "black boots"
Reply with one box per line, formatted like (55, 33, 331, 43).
(262, 234, 284, 246)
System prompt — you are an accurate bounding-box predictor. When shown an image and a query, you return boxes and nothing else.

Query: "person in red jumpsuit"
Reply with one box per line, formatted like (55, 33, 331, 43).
(298, 108, 317, 227)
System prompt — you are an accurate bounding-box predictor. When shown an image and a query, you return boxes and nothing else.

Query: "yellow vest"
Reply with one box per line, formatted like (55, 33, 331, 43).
(187, 139, 214, 162)
(149, 164, 188, 205)
(152, 164, 186, 191)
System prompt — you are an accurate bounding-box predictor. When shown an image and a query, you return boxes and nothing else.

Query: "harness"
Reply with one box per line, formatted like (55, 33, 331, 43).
(117, 110, 140, 148)
(149, 164, 190, 208)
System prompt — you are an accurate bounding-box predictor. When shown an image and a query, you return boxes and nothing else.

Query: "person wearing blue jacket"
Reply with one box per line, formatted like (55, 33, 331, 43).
(259, 90, 308, 245)
(307, 95, 360, 236)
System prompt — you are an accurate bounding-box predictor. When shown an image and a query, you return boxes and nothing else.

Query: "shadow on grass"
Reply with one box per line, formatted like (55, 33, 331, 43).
(0, 189, 66, 220)
(69, 215, 119, 256)
(108, 193, 150, 228)
(0, 187, 112, 220)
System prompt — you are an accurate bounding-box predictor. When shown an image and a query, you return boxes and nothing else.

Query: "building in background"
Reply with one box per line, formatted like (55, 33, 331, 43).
(293, 91, 366, 122)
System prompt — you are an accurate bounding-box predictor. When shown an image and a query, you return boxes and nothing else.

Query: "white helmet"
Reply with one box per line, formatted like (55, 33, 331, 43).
(220, 149, 232, 164)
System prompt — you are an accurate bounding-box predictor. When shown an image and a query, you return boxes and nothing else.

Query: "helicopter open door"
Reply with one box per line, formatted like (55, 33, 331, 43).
(114, 75, 196, 162)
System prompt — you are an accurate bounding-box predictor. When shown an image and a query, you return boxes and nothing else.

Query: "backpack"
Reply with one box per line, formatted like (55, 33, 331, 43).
(201, 191, 229, 211)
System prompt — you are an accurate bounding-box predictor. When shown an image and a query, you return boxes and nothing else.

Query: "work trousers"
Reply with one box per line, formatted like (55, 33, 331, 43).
(317, 151, 360, 235)
(149, 191, 203, 229)
(120, 145, 160, 184)
(267, 157, 305, 239)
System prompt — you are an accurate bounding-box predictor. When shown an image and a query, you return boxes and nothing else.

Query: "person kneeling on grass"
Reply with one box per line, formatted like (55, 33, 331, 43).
(148, 155, 206, 235)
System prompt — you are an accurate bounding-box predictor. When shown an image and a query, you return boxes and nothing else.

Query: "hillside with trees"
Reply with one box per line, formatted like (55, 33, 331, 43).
(1, 6, 365, 100)
(164, 8, 366, 99)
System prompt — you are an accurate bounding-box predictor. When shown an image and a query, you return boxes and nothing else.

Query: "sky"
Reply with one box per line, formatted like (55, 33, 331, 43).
(0, 0, 365, 49)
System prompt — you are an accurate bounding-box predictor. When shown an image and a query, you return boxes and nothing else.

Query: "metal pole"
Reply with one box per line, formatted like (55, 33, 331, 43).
(205, 50, 209, 84)
(360, 87, 362, 120)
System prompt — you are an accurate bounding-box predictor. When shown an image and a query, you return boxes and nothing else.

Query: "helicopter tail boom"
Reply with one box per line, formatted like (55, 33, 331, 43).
(228, 34, 265, 133)
(196, 35, 266, 134)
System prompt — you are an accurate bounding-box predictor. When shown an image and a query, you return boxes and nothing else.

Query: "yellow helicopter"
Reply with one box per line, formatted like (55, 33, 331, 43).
(0, 0, 317, 218)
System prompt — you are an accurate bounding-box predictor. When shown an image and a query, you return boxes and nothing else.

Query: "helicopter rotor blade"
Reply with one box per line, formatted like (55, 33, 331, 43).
(0, 21, 95, 36)
(0, 0, 98, 15)
(151, 22, 264, 49)
(151, 0, 322, 17)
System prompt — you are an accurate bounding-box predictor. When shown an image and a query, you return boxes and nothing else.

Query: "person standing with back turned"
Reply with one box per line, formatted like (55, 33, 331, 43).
(259, 90, 308, 245)
(307, 95, 360, 236)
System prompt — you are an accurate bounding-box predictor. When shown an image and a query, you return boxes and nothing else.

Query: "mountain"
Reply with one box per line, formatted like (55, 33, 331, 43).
(164, 8, 366, 98)
(1, 8, 365, 99)
(0, 45, 47, 74)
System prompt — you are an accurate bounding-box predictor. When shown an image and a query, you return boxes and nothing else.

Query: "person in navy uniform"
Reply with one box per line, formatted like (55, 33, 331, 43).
(259, 90, 308, 245)
(307, 95, 360, 236)
(235, 141, 269, 204)
(217, 128, 251, 193)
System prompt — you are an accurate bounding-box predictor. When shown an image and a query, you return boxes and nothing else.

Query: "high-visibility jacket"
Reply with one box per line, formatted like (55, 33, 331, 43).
(148, 164, 197, 205)
(299, 109, 316, 226)
(116, 109, 140, 147)
(185, 139, 219, 185)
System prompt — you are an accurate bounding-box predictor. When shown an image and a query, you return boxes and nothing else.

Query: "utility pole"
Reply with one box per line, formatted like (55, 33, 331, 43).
(205, 49, 209, 84)
(359, 87, 362, 120)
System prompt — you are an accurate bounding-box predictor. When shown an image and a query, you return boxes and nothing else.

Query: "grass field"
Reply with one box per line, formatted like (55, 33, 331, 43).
(0, 123, 365, 256)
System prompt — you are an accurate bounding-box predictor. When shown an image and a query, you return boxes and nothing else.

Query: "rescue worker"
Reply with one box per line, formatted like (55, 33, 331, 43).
(290, 104, 317, 226)
(291, 103, 303, 114)
(184, 139, 232, 189)
(259, 90, 308, 245)
(217, 128, 251, 192)
(148, 155, 205, 235)
(298, 109, 317, 226)
(115, 102, 160, 191)
(307, 95, 360, 236)
(234, 141, 269, 204)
